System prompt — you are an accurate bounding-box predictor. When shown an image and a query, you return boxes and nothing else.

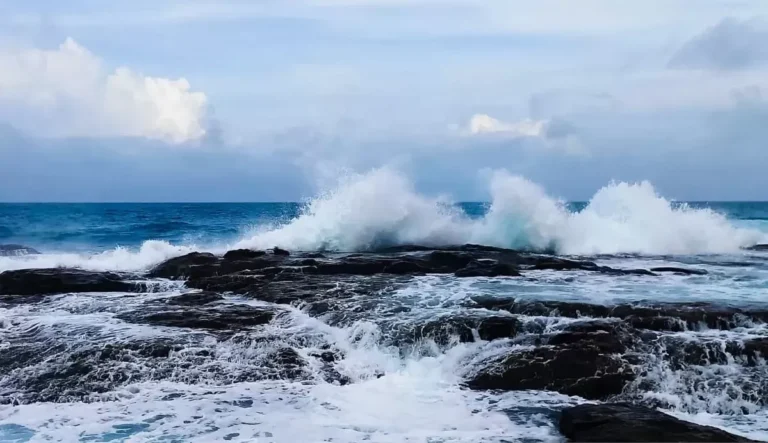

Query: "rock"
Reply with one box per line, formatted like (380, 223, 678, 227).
(426, 251, 473, 271)
(559, 403, 757, 442)
(117, 305, 276, 330)
(531, 259, 598, 271)
(223, 249, 266, 260)
(164, 291, 224, 306)
(743, 338, 768, 365)
(650, 267, 708, 276)
(272, 247, 290, 256)
(454, 263, 521, 277)
(0, 268, 138, 296)
(0, 244, 40, 256)
(383, 261, 427, 275)
(466, 322, 634, 400)
(411, 315, 520, 345)
(147, 252, 218, 279)
(747, 244, 768, 251)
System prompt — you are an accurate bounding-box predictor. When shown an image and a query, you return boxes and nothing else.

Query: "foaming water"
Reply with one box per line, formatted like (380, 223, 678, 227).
(0, 292, 572, 442)
(236, 168, 767, 255)
(0, 240, 203, 272)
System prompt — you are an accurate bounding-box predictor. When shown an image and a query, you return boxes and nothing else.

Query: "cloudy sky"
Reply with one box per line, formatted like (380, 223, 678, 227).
(1, 0, 768, 201)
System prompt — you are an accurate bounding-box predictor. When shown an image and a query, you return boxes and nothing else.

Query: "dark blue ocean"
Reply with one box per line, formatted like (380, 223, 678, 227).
(2, 202, 767, 254)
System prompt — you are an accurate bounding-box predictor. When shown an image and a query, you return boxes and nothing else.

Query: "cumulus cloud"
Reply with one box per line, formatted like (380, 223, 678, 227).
(464, 113, 584, 155)
(670, 18, 768, 70)
(0, 38, 208, 144)
(467, 114, 547, 137)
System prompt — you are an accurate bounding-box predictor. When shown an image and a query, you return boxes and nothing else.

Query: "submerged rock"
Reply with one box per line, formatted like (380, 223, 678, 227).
(0, 268, 138, 296)
(0, 244, 40, 256)
(559, 403, 757, 442)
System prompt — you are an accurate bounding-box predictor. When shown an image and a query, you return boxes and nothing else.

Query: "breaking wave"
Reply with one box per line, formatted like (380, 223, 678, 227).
(1, 168, 766, 273)
(236, 168, 766, 255)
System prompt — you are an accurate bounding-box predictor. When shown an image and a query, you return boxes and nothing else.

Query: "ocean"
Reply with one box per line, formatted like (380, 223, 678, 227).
(1, 171, 768, 442)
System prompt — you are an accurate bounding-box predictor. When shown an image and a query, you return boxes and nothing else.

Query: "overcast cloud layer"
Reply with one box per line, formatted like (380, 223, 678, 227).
(1, 1, 768, 201)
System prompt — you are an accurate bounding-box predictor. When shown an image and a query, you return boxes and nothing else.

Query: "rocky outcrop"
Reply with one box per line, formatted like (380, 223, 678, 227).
(117, 304, 277, 331)
(559, 403, 757, 442)
(466, 321, 635, 400)
(0, 244, 40, 256)
(0, 268, 138, 296)
(146, 252, 218, 279)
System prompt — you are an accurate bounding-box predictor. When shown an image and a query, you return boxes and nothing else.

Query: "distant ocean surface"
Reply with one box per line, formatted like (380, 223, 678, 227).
(2, 201, 768, 255)
(2, 172, 768, 442)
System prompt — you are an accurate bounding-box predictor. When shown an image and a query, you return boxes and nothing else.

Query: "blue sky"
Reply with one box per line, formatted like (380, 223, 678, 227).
(1, 0, 768, 201)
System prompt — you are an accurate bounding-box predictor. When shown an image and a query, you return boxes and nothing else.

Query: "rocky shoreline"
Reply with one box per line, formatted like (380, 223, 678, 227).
(1, 244, 766, 441)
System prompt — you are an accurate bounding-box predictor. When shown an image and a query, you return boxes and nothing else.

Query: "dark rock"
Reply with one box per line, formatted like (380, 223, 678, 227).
(165, 291, 224, 306)
(531, 259, 597, 271)
(466, 344, 632, 400)
(0, 268, 138, 296)
(559, 403, 757, 442)
(272, 247, 290, 256)
(383, 261, 426, 275)
(0, 244, 40, 256)
(747, 244, 768, 251)
(455, 263, 521, 278)
(650, 267, 708, 276)
(412, 315, 520, 345)
(743, 338, 768, 365)
(117, 305, 276, 330)
(466, 321, 634, 399)
(148, 252, 218, 279)
(223, 249, 266, 260)
(426, 251, 473, 270)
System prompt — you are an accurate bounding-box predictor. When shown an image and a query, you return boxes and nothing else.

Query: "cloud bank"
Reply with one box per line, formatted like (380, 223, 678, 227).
(0, 38, 208, 144)
(670, 18, 768, 70)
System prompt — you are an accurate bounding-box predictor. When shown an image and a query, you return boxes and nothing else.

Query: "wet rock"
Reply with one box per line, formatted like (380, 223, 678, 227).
(747, 244, 768, 251)
(743, 338, 768, 365)
(164, 291, 224, 306)
(117, 305, 276, 330)
(223, 249, 266, 260)
(466, 322, 634, 400)
(454, 263, 521, 278)
(383, 261, 427, 275)
(272, 247, 290, 256)
(426, 251, 473, 271)
(0, 244, 40, 256)
(559, 403, 757, 442)
(650, 267, 708, 276)
(147, 252, 218, 279)
(466, 345, 632, 400)
(0, 268, 138, 296)
(411, 315, 521, 345)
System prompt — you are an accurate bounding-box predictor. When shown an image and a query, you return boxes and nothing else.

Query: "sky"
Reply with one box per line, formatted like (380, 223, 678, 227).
(1, 0, 768, 201)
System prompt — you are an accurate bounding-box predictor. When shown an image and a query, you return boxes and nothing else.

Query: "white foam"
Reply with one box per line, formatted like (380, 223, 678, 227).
(236, 168, 767, 255)
(0, 240, 201, 272)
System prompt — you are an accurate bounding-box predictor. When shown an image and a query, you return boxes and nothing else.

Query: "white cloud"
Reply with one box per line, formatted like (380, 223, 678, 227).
(0, 38, 208, 144)
(464, 113, 585, 155)
(467, 114, 547, 137)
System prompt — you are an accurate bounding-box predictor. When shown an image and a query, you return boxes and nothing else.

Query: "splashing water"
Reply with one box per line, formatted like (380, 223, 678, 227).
(236, 168, 766, 255)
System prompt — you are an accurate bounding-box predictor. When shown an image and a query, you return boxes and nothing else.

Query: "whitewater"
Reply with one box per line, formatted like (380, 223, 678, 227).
(1, 168, 766, 273)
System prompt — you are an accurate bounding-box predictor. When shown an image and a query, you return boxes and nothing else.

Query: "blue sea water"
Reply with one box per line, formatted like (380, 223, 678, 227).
(1, 201, 766, 254)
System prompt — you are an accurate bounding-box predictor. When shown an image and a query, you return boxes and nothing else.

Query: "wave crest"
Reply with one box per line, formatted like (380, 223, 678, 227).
(236, 168, 766, 255)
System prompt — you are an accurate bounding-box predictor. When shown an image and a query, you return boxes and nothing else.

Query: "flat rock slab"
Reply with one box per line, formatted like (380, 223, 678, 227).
(0, 268, 139, 296)
(559, 403, 758, 442)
